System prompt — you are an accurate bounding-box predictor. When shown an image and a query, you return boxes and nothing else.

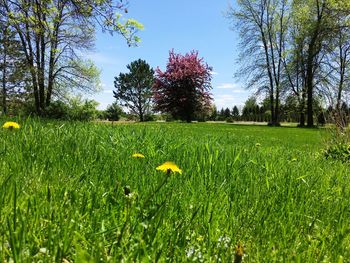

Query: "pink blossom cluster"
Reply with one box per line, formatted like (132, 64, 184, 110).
(153, 50, 213, 118)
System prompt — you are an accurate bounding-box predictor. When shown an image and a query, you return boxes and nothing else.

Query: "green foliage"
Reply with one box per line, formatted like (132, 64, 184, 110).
(105, 102, 123, 121)
(3, 0, 142, 114)
(0, 19, 28, 115)
(323, 126, 350, 162)
(117, 18, 144, 46)
(226, 116, 234, 123)
(43, 97, 99, 121)
(232, 106, 239, 120)
(114, 59, 154, 122)
(324, 142, 350, 162)
(66, 59, 101, 92)
(44, 100, 69, 119)
(68, 97, 99, 121)
(209, 104, 218, 121)
(143, 113, 156, 122)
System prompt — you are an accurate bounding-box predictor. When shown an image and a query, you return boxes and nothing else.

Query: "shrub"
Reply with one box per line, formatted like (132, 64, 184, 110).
(144, 114, 155, 122)
(44, 97, 99, 121)
(324, 142, 350, 162)
(226, 117, 234, 123)
(44, 100, 69, 119)
(68, 97, 99, 121)
(105, 103, 123, 121)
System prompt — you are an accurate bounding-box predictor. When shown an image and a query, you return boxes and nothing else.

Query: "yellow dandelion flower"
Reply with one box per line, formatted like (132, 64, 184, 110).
(156, 162, 182, 174)
(132, 153, 145, 158)
(196, 235, 204, 242)
(2, 121, 20, 129)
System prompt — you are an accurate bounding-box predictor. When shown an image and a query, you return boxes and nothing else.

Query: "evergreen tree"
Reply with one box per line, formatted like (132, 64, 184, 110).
(232, 106, 240, 120)
(114, 59, 154, 122)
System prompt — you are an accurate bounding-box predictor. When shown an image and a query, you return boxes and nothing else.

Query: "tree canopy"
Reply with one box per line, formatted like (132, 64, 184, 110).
(0, 0, 143, 115)
(153, 50, 213, 122)
(114, 59, 154, 122)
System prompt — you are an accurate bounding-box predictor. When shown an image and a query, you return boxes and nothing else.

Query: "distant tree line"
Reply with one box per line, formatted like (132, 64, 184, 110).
(209, 95, 332, 126)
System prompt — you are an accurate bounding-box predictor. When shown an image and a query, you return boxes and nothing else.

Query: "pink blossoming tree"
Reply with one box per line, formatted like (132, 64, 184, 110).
(153, 50, 213, 122)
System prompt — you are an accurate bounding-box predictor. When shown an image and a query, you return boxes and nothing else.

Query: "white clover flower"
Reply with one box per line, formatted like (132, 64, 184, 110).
(217, 236, 231, 248)
(186, 247, 195, 258)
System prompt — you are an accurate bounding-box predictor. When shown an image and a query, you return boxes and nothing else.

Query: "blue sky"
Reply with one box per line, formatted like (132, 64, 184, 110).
(88, 0, 250, 110)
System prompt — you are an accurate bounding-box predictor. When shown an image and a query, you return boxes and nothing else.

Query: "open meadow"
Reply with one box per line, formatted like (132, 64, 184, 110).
(0, 118, 349, 262)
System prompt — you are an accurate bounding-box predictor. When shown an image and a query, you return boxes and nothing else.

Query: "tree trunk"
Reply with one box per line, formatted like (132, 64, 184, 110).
(298, 90, 306, 127)
(45, 3, 60, 108)
(260, 29, 275, 126)
(306, 84, 313, 126)
(305, 1, 325, 127)
(39, 32, 46, 112)
(24, 9, 41, 114)
(299, 112, 305, 127)
(1, 26, 8, 115)
(46, 29, 59, 107)
(275, 86, 280, 125)
(139, 110, 144, 122)
(306, 41, 316, 127)
(2, 59, 7, 115)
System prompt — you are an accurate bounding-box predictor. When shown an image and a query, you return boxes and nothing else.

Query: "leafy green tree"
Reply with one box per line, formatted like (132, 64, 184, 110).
(242, 97, 259, 121)
(292, 0, 330, 127)
(105, 102, 123, 121)
(291, 0, 350, 127)
(228, 0, 289, 126)
(114, 59, 154, 122)
(320, 7, 350, 129)
(1, 0, 143, 114)
(284, 95, 299, 123)
(68, 96, 99, 121)
(0, 11, 27, 115)
(44, 100, 69, 119)
(281, 17, 308, 126)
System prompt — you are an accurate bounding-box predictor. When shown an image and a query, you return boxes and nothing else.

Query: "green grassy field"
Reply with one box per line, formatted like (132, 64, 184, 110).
(0, 118, 349, 262)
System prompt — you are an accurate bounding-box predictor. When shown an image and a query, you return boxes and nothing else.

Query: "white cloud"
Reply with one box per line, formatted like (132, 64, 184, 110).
(214, 94, 243, 109)
(86, 52, 122, 67)
(216, 83, 246, 94)
(216, 83, 237, 89)
(97, 82, 114, 92)
(98, 83, 107, 88)
(103, 89, 114, 94)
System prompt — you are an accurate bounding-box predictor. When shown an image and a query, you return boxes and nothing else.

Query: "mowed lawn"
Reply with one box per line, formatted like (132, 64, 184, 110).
(0, 119, 349, 262)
